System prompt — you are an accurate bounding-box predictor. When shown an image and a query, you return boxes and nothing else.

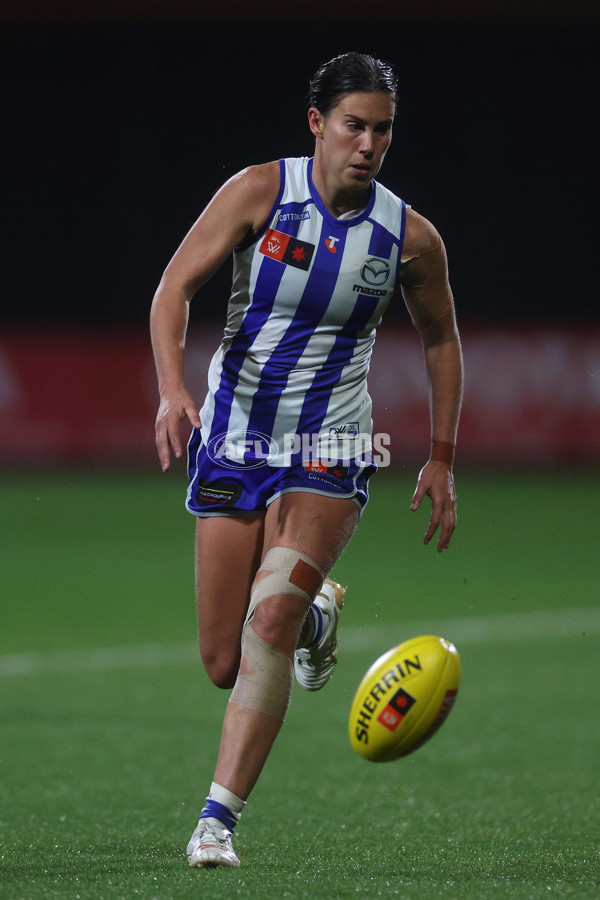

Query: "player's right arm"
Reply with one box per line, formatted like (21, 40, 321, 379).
(150, 162, 281, 471)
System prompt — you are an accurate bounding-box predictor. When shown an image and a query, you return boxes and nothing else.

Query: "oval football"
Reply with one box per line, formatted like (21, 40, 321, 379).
(348, 635, 461, 762)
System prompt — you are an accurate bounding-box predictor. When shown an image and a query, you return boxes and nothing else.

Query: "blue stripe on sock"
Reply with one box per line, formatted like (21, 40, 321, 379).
(309, 603, 323, 647)
(200, 798, 237, 831)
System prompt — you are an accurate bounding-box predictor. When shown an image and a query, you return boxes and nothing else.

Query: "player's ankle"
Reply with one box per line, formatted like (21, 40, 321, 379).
(200, 782, 246, 831)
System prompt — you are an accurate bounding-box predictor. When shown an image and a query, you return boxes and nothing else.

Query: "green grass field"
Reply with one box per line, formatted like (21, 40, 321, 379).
(1, 468, 598, 898)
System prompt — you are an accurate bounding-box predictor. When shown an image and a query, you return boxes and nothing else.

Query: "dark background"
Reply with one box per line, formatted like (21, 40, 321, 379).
(2, 2, 597, 328)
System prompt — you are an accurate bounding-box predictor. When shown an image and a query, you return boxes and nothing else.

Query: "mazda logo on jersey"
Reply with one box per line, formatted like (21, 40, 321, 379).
(259, 228, 315, 271)
(361, 257, 391, 286)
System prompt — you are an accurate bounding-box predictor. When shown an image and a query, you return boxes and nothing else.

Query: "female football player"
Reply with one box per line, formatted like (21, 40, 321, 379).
(150, 51, 463, 868)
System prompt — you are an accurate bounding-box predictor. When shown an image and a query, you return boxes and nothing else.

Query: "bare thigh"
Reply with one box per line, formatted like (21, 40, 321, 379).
(195, 514, 264, 688)
(263, 491, 360, 573)
(249, 492, 360, 655)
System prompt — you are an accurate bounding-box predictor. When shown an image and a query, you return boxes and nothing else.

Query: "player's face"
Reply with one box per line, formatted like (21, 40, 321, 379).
(309, 91, 395, 194)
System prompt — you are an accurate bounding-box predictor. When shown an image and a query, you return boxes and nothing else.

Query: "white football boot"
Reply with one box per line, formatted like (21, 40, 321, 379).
(294, 579, 346, 692)
(186, 817, 240, 868)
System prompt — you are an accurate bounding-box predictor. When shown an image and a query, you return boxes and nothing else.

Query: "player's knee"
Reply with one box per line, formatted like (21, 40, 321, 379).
(249, 547, 323, 615)
(246, 547, 323, 651)
(199, 644, 240, 690)
(250, 594, 307, 650)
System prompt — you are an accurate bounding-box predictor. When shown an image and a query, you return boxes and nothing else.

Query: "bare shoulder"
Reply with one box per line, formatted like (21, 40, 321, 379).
(236, 160, 281, 187)
(216, 160, 281, 235)
(225, 160, 280, 198)
(402, 207, 444, 261)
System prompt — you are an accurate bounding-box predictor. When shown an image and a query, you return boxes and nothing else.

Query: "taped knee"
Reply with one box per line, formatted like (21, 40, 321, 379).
(245, 547, 324, 626)
(229, 624, 293, 721)
(229, 548, 323, 722)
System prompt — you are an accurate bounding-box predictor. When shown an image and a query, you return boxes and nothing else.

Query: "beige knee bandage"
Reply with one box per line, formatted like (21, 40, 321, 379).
(229, 624, 293, 721)
(228, 547, 323, 721)
(245, 547, 324, 626)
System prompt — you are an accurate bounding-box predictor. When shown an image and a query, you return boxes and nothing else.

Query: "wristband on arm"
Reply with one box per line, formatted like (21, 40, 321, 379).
(430, 439, 455, 467)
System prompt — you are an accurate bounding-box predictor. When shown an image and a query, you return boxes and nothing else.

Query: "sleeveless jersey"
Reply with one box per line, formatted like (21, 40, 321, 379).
(199, 157, 407, 467)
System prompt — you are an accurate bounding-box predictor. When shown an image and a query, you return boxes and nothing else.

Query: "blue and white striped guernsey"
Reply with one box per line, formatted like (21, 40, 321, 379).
(199, 157, 407, 467)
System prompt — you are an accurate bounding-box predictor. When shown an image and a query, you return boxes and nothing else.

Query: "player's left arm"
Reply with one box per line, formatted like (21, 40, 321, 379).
(400, 208, 464, 552)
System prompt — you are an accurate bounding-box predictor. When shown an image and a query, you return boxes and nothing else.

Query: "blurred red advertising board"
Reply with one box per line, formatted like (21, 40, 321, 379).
(0, 325, 598, 466)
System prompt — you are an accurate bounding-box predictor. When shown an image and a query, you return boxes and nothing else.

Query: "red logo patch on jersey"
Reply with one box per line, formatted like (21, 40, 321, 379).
(304, 459, 328, 473)
(260, 229, 315, 271)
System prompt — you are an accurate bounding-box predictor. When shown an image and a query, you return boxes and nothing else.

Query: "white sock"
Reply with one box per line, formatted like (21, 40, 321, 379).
(297, 584, 334, 649)
(208, 782, 246, 818)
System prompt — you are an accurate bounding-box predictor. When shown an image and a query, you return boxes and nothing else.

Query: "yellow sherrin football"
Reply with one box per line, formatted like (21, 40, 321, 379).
(349, 635, 461, 762)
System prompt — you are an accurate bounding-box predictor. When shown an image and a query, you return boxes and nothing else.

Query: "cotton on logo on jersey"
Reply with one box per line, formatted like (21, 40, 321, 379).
(259, 228, 315, 271)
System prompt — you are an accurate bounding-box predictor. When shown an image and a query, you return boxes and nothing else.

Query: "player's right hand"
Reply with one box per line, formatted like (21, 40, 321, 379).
(155, 389, 201, 472)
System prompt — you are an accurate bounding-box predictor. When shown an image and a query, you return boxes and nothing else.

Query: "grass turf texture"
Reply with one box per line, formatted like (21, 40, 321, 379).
(1, 468, 598, 898)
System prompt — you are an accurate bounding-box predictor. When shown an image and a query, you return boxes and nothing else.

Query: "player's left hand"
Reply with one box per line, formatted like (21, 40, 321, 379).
(410, 460, 457, 552)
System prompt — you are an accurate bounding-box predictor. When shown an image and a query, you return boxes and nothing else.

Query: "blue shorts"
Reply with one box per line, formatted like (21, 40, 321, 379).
(186, 430, 377, 517)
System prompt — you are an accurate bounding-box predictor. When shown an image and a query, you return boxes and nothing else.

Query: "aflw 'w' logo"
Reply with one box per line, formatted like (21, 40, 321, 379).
(259, 229, 315, 271)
